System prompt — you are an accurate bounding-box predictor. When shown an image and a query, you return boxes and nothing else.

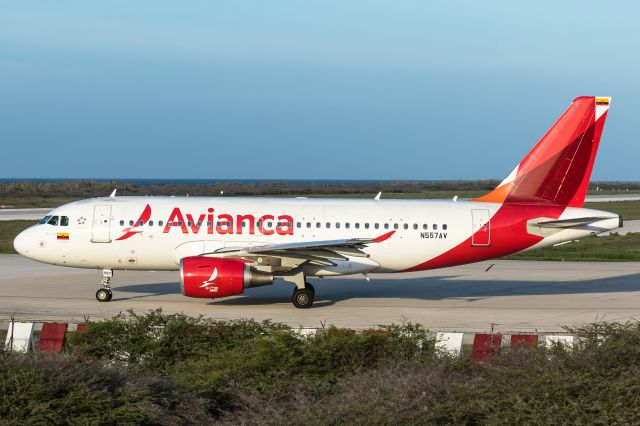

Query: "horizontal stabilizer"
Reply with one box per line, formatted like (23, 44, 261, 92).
(534, 216, 614, 229)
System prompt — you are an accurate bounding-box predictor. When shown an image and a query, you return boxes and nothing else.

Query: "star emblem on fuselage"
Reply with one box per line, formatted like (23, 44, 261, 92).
(77, 216, 86, 225)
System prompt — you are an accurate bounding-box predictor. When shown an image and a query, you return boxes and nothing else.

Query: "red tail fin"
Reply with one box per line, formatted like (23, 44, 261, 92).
(475, 96, 611, 207)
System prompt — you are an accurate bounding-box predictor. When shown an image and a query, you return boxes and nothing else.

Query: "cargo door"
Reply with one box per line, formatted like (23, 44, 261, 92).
(91, 205, 112, 243)
(471, 209, 490, 247)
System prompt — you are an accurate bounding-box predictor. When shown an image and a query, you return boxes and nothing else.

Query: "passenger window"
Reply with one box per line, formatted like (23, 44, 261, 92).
(336, 223, 341, 229)
(346, 223, 350, 229)
(307, 222, 311, 228)
(187, 221, 193, 227)
(129, 220, 134, 226)
(197, 221, 202, 227)
(60, 216, 69, 226)
(149, 220, 154, 226)
(288, 222, 292, 228)
(403, 223, 408, 230)
(433, 224, 438, 230)
(374, 223, 379, 229)
(326, 222, 330, 228)
(178, 221, 183, 227)
(48, 216, 59, 226)
(296, 222, 301, 228)
(443, 224, 448, 230)
(316, 222, 321, 228)
(384, 223, 389, 229)
(394, 223, 399, 230)
(159, 220, 163, 226)
(120, 220, 124, 226)
(139, 220, 144, 226)
(257, 221, 262, 228)
(413, 224, 418, 230)
(207, 221, 212, 227)
(355, 223, 360, 229)
(423, 224, 428, 230)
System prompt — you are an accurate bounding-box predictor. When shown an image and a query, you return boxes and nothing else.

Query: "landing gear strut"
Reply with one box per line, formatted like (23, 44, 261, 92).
(96, 269, 113, 302)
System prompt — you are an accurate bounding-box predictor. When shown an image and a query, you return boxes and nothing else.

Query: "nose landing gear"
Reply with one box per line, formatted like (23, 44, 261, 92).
(95, 269, 113, 302)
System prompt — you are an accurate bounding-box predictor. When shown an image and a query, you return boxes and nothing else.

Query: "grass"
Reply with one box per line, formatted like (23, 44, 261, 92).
(584, 200, 640, 220)
(0, 220, 36, 254)
(504, 233, 640, 261)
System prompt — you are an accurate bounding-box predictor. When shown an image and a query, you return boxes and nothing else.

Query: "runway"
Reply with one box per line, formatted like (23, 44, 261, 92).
(2, 255, 639, 332)
(0, 208, 50, 221)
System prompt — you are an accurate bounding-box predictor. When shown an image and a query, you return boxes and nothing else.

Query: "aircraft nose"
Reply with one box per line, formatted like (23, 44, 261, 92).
(13, 228, 32, 256)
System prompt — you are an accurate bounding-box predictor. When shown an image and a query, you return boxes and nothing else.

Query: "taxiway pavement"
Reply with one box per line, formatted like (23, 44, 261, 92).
(1, 255, 639, 332)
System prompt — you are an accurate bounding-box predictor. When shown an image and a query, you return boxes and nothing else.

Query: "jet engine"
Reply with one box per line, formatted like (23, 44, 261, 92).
(180, 256, 273, 298)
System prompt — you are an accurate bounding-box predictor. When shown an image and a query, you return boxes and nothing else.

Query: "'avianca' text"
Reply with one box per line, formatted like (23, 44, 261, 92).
(163, 208, 295, 236)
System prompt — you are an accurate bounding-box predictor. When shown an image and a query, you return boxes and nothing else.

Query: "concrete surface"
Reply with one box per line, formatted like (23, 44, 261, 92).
(585, 194, 640, 202)
(1, 255, 639, 332)
(600, 219, 640, 236)
(0, 208, 51, 221)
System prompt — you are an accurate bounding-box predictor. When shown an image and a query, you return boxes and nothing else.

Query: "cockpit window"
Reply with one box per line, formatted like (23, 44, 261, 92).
(60, 216, 69, 226)
(47, 216, 59, 226)
(39, 215, 52, 225)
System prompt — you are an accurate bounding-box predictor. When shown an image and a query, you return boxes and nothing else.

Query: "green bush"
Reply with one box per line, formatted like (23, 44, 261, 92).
(227, 322, 640, 425)
(66, 310, 433, 417)
(11, 311, 640, 425)
(0, 352, 213, 425)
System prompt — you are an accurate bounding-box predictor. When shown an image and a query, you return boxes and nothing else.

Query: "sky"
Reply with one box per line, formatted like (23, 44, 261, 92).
(1, 1, 639, 180)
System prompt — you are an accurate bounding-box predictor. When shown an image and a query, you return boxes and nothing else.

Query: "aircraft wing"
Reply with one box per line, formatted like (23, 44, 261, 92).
(204, 231, 395, 268)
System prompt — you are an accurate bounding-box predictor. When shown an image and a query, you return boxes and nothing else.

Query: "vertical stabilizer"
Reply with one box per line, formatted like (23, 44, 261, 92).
(475, 96, 610, 207)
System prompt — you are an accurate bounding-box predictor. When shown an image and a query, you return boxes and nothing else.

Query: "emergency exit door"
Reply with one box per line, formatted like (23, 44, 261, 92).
(471, 209, 491, 247)
(91, 205, 112, 243)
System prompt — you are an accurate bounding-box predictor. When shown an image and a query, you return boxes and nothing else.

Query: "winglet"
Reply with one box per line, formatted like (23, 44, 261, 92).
(373, 230, 395, 243)
(374, 192, 382, 200)
(109, 189, 117, 198)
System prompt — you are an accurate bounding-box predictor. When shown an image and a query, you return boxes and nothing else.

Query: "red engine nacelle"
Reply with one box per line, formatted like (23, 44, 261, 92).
(180, 256, 273, 298)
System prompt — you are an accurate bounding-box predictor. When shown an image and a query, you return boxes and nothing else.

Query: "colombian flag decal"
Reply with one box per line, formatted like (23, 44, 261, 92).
(57, 232, 69, 240)
(596, 97, 610, 105)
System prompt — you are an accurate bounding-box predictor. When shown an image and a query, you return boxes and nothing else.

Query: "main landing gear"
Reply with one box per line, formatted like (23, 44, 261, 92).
(293, 282, 315, 309)
(284, 271, 315, 308)
(96, 269, 113, 302)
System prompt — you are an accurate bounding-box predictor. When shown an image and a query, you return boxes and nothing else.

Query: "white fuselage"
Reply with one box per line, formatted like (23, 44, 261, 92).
(14, 196, 621, 276)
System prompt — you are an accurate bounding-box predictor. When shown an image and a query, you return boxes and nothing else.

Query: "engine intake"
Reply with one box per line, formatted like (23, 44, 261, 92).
(180, 256, 273, 298)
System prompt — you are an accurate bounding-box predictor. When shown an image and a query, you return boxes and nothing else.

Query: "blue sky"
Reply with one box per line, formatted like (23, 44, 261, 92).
(1, 1, 639, 180)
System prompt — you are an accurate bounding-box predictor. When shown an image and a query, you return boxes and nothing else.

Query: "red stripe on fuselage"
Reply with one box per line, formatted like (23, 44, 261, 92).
(402, 203, 565, 272)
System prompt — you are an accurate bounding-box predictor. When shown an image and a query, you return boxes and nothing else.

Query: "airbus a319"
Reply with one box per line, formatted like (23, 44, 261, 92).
(14, 96, 620, 308)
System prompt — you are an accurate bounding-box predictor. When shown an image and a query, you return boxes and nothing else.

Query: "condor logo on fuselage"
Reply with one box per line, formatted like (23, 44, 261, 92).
(162, 207, 294, 236)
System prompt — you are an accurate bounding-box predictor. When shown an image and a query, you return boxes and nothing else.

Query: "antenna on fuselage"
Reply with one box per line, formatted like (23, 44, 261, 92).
(374, 192, 382, 201)
(109, 189, 117, 198)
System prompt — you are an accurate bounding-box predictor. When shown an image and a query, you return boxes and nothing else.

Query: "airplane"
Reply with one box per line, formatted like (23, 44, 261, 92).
(13, 96, 621, 308)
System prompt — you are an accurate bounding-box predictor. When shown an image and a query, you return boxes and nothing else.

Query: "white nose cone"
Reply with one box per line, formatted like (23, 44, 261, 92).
(13, 229, 30, 256)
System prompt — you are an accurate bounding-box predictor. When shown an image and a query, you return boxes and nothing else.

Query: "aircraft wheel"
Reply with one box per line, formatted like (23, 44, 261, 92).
(96, 288, 112, 302)
(292, 287, 314, 309)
